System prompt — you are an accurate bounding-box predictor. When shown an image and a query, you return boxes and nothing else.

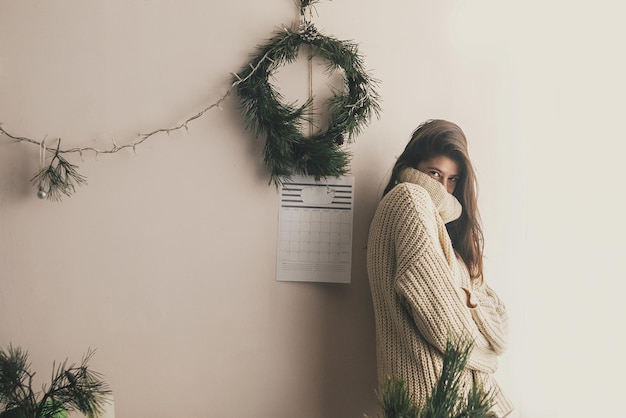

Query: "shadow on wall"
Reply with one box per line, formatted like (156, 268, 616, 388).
(317, 280, 378, 416)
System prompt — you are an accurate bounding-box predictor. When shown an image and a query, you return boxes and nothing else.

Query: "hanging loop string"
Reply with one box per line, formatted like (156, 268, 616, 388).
(308, 50, 314, 137)
(39, 137, 47, 172)
(305, 5, 315, 137)
(36, 137, 49, 198)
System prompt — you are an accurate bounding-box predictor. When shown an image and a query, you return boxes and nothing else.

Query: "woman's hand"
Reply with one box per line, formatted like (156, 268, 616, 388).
(457, 287, 478, 308)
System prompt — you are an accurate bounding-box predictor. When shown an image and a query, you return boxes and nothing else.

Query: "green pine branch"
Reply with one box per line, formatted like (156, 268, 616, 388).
(376, 336, 495, 418)
(30, 143, 87, 202)
(0, 346, 111, 418)
(377, 376, 419, 418)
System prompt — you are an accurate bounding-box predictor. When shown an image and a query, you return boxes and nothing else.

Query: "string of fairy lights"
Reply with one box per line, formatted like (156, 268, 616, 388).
(0, 50, 274, 201)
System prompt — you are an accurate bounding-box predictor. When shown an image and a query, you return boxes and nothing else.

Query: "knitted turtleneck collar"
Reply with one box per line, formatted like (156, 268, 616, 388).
(398, 167, 462, 224)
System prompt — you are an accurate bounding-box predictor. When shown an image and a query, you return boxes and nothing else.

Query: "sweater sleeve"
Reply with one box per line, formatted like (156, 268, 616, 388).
(391, 185, 499, 374)
(467, 283, 509, 355)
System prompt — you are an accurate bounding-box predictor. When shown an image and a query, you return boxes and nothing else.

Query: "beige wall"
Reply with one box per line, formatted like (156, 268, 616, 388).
(1, 1, 625, 417)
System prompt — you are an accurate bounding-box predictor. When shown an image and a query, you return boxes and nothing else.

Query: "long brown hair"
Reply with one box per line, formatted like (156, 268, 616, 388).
(383, 119, 484, 281)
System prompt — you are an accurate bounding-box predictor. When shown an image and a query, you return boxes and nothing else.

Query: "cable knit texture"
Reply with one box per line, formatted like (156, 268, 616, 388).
(367, 168, 513, 417)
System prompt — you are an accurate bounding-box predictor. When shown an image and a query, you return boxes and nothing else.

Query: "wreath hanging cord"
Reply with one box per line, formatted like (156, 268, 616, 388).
(235, 2, 381, 185)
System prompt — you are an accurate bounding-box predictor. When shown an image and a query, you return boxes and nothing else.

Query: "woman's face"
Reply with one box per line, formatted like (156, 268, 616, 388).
(417, 155, 460, 194)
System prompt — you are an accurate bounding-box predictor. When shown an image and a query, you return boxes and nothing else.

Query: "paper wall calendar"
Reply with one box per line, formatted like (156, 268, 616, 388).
(276, 176, 354, 283)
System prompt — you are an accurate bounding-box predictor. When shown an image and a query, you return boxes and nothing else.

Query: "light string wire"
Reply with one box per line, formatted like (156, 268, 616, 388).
(0, 52, 271, 160)
(0, 52, 275, 202)
(0, 0, 321, 158)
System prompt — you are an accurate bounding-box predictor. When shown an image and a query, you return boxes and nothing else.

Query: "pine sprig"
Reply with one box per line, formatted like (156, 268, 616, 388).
(0, 346, 35, 412)
(38, 350, 110, 418)
(235, 22, 380, 185)
(0, 346, 111, 418)
(30, 142, 87, 202)
(376, 336, 495, 418)
(463, 383, 496, 418)
(420, 336, 472, 417)
(377, 376, 419, 418)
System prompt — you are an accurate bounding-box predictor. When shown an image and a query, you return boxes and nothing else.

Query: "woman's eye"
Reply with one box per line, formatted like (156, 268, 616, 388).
(429, 170, 440, 178)
(449, 177, 459, 183)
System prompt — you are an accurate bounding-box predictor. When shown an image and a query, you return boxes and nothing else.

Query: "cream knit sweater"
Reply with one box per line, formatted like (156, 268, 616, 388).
(367, 168, 513, 417)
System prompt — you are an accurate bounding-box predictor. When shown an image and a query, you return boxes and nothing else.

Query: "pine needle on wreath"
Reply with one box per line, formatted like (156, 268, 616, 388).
(234, 13, 381, 186)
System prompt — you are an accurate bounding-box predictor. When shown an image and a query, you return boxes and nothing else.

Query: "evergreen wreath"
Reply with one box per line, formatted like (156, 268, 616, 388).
(235, 0, 381, 185)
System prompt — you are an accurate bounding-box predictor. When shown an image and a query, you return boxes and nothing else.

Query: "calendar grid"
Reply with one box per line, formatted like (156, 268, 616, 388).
(276, 176, 354, 283)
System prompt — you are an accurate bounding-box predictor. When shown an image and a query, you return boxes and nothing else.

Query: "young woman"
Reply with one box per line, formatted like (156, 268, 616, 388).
(367, 119, 513, 416)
